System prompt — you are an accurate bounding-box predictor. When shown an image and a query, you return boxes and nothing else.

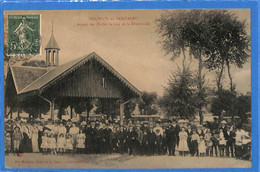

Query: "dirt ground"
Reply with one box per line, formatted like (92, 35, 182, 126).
(5, 153, 252, 169)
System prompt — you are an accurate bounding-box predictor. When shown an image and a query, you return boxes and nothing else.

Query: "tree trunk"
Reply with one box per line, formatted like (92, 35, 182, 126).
(226, 61, 235, 126)
(227, 62, 233, 91)
(217, 60, 225, 92)
(198, 53, 203, 125)
(181, 47, 186, 71)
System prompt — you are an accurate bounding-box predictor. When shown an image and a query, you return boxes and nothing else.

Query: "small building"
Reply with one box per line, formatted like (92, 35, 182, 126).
(5, 30, 141, 124)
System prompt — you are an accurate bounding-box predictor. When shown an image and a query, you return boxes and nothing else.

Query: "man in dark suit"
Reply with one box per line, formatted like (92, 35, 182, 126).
(118, 126, 127, 154)
(127, 124, 137, 155)
(142, 122, 150, 155)
(224, 126, 235, 157)
(95, 122, 103, 154)
(85, 121, 97, 154)
(186, 124, 193, 154)
(165, 120, 177, 156)
(103, 123, 112, 154)
(147, 127, 156, 156)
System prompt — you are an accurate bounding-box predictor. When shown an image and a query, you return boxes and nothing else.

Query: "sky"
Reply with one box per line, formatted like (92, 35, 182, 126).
(4, 9, 251, 96)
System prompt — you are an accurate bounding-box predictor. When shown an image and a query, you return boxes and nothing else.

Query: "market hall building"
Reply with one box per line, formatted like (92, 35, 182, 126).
(5, 31, 141, 124)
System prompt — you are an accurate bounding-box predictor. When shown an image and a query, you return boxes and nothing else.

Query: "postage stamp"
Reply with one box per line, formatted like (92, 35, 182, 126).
(8, 15, 41, 55)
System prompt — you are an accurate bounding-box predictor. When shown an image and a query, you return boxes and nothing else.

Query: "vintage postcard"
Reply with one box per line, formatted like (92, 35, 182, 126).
(3, 9, 252, 169)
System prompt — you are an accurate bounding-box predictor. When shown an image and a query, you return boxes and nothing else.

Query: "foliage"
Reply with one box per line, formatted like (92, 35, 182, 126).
(157, 9, 250, 124)
(211, 89, 251, 122)
(157, 10, 210, 123)
(234, 92, 251, 121)
(158, 65, 197, 119)
(139, 91, 158, 115)
(22, 60, 47, 68)
(19, 96, 50, 118)
(211, 89, 236, 117)
(203, 10, 250, 91)
(124, 101, 136, 119)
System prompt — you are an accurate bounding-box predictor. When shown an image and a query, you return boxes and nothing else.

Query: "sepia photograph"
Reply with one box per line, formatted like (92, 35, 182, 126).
(3, 9, 251, 169)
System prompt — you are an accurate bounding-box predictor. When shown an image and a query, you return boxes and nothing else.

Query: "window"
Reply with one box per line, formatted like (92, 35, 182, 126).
(102, 77, 105, 88)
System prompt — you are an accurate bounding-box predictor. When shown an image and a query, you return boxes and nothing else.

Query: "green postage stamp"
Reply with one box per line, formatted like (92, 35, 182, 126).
(8, 15, 41, 55)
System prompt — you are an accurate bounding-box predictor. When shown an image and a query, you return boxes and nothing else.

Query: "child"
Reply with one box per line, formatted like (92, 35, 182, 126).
(219, 129, 226, 157)
(190, 130, 199, 156)
(198, 136, 206, 156)
(65, 134, 74, 154)
(204, 129, 213, 156)
(12, 127, 22, 156)
(76, 129, 86, 154)
(41, 132, 49, 155)
(49, 133, 57, 155)
(57, 133, 66, 154)
(5, 133, 11, 155)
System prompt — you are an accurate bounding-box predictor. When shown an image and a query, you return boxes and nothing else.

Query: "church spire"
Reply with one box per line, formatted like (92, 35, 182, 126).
(45, 22, 60, 67)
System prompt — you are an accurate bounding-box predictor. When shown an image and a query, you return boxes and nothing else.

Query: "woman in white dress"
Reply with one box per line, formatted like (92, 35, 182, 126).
(31, 123, 40, 152)
(69, 123, 79, 149)
(76, 129, 86, 154)
(178, 127, 189, 156)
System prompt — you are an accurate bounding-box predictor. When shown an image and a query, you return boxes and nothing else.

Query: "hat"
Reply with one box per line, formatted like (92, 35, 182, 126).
(220, 120, 227, 124)
(81, 121, 87, 126)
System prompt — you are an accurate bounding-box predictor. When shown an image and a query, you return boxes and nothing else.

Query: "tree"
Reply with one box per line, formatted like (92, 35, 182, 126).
(234, 92, 251, 122)
(19, 96, 50, 119)
(157, 10, 250, 124)
(157, 10, 210, 123)
(202, 10, 250, 92)
(211, 89, 236, 118)
(211, 90, 251, 126)
(22, 60, 46, 67)
(158, 65, 197, 119)
(139, 91, 158, 115)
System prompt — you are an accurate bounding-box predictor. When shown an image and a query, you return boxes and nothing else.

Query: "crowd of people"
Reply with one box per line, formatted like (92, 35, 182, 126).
(4, 117, 251, 160)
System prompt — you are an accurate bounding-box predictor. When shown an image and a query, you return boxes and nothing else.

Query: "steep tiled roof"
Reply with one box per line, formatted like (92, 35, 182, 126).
(10, 66, 48, 93)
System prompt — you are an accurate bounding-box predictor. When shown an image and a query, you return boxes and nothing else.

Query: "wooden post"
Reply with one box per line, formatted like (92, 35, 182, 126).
(70, 106, 73, 119)
(120, 102, 124, 126)
(50, 99, 55, 120)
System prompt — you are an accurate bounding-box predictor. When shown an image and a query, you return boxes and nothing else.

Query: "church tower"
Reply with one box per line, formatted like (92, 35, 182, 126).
(45, 23, 60, 67)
